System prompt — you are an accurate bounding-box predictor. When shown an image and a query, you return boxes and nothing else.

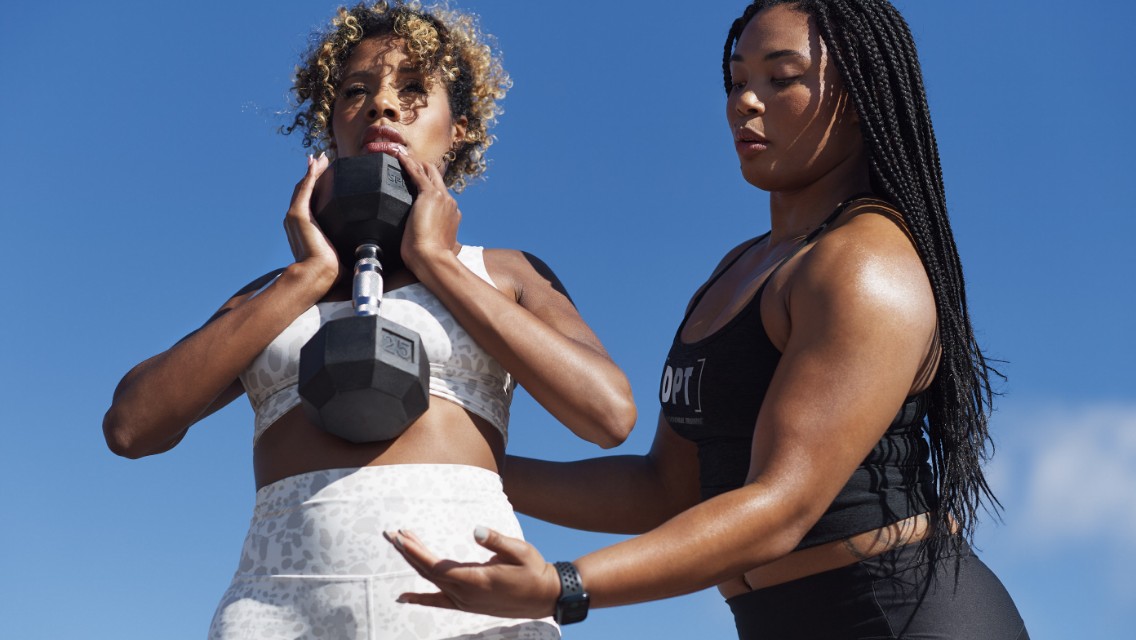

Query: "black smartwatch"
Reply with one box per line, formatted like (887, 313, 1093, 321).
(553, 561, 590, 625)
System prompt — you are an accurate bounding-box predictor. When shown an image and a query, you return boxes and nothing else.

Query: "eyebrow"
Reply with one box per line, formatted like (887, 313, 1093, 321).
(730, 49, 809, 63)
(339, 64, 423, 82)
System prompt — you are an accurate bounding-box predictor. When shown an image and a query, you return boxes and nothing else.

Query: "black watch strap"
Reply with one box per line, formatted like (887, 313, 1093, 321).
(553, 561, 590, 625)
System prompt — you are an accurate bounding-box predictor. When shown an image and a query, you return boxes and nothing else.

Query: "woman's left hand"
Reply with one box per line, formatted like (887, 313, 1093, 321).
(395, 151, 461, 275)
(385, 527, 562, 620)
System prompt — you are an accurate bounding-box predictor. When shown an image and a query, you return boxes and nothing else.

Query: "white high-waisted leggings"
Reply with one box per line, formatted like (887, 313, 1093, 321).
(208, 464, 559, 639)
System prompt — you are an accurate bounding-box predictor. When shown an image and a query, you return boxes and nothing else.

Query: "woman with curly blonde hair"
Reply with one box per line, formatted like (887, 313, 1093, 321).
(102, 2, 635, 638)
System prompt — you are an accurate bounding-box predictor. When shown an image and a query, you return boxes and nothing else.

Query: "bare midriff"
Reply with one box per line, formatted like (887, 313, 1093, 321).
(717, 512, 935, 598)
(252, 400, 504, 490)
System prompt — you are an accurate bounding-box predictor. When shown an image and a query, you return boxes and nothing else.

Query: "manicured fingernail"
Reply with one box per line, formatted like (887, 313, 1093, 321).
(474, 526, 489, 542)
(396, 595, 409, 603)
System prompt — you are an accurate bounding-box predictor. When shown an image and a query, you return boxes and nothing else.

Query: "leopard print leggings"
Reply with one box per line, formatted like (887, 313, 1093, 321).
(208, 465, 559, 639)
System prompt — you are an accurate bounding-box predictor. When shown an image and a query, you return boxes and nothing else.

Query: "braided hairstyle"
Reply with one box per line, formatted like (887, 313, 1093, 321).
(723, 0, 1000, 562)
(283, 1, 510, 191)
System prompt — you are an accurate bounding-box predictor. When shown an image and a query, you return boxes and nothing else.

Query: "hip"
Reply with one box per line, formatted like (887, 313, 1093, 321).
(237, 464, 521, 579)
(726, 538, 1028, 640)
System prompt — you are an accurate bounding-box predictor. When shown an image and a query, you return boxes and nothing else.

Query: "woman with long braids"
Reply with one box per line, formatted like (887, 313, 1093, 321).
(102, 1, 635, 638)
(386, 1, 1029, 638)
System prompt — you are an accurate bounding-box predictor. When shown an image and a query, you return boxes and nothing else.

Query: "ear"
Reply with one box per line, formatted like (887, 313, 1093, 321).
(451, 115, 469, 149)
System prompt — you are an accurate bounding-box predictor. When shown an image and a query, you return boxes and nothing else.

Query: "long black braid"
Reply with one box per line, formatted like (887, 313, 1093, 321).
(723, 0, 1001, 564)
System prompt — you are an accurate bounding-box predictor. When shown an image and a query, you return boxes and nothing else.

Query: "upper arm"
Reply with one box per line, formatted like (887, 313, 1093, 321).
(484, 249, 610, 355)
(746, 222, 937, 530)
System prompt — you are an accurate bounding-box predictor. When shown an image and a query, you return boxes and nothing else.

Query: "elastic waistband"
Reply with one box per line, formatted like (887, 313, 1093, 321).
(253, 464, 505, 518)
(731, 538, 976, 608)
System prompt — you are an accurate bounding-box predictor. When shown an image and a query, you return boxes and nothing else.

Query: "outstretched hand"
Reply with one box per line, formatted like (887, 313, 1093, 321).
(385, 527, 562, 620)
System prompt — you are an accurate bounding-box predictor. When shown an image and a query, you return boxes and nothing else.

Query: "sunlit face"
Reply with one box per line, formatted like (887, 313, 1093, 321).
(331, 36, 467, 166)
(726, 5, 863, 192)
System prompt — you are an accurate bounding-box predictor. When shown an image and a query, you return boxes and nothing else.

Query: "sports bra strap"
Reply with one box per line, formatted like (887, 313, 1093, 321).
(803, 192, 881, 244)
(767, 192, 882, 282)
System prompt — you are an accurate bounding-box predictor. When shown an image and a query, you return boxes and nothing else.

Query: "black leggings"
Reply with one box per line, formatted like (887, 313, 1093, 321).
(727, 540, 1028, 640)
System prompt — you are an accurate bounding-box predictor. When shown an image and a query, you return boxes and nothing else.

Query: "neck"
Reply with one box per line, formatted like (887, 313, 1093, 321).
(767, 155, 872, 244)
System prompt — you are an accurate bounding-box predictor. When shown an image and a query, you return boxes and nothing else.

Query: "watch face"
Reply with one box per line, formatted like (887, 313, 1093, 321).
(557, 592, 590, 624)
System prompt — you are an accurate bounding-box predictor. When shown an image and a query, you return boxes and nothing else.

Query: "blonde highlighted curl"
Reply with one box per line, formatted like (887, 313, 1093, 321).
(283, 1, 511, 191)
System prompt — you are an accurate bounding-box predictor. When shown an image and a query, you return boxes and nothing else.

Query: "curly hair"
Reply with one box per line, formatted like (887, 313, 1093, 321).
(724, 0, 1002, 566)
(283, 1, 510, 191)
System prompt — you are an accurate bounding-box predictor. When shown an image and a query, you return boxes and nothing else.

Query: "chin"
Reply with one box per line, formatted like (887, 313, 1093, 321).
(739, 165, 778, 192)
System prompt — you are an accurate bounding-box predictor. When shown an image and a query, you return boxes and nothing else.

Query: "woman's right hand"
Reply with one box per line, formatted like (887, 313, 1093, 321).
(387, 528, 562, 620)
(284, 153, 339, 290)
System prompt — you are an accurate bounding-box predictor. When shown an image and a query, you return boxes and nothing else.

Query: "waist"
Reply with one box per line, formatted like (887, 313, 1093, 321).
(253, 402, 504, 490)
(238, 464, 521, 579)
(253, 464, 508, 514)
(719, 512, 935, 598)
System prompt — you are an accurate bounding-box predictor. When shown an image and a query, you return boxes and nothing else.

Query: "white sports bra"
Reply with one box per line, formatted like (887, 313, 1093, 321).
(239, 245, 514, 444)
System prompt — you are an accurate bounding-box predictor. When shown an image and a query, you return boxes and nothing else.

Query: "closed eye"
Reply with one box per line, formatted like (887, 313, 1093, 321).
(341, 84, 369, 98)
(771, 76, 802, 88)
(400, 79, 427, 94)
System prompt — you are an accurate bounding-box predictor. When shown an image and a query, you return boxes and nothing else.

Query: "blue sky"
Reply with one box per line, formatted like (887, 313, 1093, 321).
(2, 1, 1133, 638)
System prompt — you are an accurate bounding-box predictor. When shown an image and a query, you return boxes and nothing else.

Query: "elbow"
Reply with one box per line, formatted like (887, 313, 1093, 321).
(770, 518, 813, 560)
(592, 394, 637, 449)
(102, 409, 152, 459)
(774, 502, 830, 559)
(741, 482, 827, 564)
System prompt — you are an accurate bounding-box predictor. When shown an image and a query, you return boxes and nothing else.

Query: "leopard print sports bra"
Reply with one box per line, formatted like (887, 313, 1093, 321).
(238, 245, 515, 444)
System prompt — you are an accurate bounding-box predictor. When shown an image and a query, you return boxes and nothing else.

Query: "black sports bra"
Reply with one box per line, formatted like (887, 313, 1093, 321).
(659, 195, 936, 549)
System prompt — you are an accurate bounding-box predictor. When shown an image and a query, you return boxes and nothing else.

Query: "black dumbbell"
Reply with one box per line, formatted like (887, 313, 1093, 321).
(312, 152, 417, 273)
(297, 154, 429, 443)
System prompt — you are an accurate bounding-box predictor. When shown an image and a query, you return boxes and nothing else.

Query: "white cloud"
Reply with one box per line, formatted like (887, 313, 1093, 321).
(986, 401, 1136, 546)
(980, 401, 1136, 606)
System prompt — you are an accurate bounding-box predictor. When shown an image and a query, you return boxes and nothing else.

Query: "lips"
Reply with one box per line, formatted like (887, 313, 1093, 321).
(734, 127, 769, 156)
(362, 125, 408, 155)
(734, 128, 768, 144)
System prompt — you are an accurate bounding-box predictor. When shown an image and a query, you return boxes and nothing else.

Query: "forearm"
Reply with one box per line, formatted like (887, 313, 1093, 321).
(413, 253, 634, 446)
(504, 455, 686, 534)
(574, 481, 809, 608)
(103, 264, 330, 457)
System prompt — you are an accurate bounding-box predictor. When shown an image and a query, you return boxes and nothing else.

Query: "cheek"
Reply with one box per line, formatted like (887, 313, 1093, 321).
(331, 103, 355, 129)
(330, 103, 363, 149)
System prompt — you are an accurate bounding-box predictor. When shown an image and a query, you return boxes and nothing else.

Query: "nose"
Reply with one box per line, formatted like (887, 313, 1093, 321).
(734, 88, 764, 116)
(366, 86, 400, 122)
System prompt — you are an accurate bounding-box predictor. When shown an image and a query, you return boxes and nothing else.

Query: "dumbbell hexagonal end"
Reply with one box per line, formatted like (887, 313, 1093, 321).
(313, 154, 416, 271)
(298, 315, 429, 443)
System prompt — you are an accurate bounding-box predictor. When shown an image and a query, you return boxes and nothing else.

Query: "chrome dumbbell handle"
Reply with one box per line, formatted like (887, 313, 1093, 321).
(353, 243, 383, 317)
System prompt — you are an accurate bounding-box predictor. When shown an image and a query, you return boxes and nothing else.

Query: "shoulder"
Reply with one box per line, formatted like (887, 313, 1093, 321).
(481, 248, 574, 306)
(790, 209, 935, 337)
